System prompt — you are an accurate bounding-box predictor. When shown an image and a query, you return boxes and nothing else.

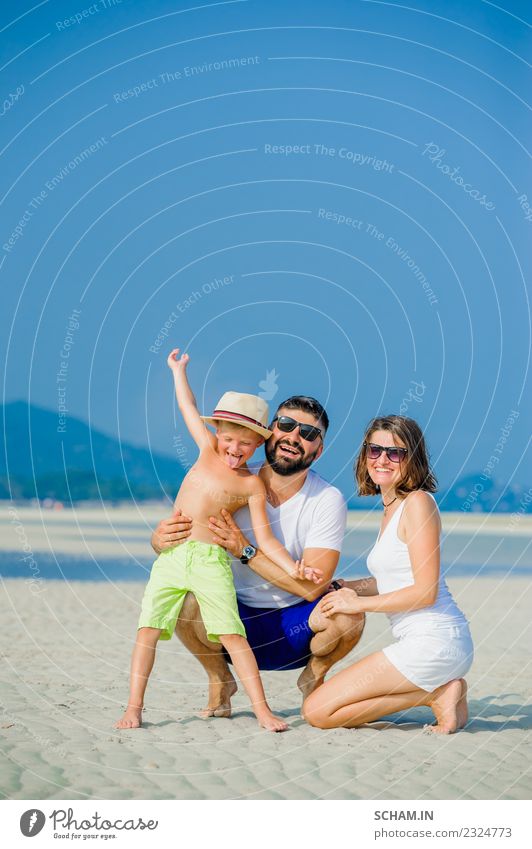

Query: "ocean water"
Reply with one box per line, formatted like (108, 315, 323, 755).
(1, 524, 530, 581)
(2, 505, 530, 582)
(0, 552, 149, 581)
(337, 527, 532, 579)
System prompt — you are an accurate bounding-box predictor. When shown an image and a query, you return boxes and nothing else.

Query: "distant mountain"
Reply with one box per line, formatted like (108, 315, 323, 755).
(1, 401, 184, 502)
(3, 402, 529, 512)
(438, 474, 531, 514)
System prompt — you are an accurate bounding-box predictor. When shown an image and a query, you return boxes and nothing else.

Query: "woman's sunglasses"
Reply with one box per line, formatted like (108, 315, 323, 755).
(271, 416, 323, 442)
(364, 442, 407, 463)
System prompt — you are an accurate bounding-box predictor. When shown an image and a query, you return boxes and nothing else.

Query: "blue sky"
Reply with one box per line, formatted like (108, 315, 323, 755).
(1, 0, 530, 502)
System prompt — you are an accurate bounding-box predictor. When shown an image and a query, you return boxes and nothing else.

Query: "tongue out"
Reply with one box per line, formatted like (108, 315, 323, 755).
(226, 453, 240, 469)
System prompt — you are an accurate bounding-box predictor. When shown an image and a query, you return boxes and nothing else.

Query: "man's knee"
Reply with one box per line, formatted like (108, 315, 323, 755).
(175, 592, 202, 633)
(336, 612, 365, 645)
(180, 591, 199, 617)
(309, 608, 365, 646)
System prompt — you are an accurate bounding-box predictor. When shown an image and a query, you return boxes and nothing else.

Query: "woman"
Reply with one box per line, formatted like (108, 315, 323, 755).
(303, 415, 474, 734)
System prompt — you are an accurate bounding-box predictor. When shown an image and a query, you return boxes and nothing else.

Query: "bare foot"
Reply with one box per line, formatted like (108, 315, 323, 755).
(255, 709, 289, 732)
(115, 705, 143, 729)
(427, 678, 467, 734)
(198, 678, 238, 719)
(456, 679, 469, 729)
(297, 664, 325, 701)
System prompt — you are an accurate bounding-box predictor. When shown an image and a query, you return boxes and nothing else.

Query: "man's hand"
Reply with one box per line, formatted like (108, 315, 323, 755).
(151, 507, 192, 554)
(208, 509, 247, 558)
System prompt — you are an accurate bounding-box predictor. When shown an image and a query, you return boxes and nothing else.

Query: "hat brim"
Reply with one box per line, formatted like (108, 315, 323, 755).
(201, 416, 272, 440)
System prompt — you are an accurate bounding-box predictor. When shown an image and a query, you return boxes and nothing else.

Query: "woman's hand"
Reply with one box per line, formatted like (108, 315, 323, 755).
(151, 508, 192, 554)
(319, 587, 365, 617)
(208, 508, 247, 559)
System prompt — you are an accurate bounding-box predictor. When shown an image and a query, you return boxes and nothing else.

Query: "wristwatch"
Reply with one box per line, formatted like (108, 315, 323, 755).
(239, 544, 257, 565)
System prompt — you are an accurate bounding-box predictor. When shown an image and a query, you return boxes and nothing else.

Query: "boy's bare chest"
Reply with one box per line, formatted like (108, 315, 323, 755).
(186, 456, 251, 508)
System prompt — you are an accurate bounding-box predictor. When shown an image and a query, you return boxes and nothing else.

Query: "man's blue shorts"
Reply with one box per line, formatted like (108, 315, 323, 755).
(224, 597, 322, 671)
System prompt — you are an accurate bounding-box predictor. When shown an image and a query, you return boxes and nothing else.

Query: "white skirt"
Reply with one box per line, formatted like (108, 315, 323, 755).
(382, 620, 474, 692)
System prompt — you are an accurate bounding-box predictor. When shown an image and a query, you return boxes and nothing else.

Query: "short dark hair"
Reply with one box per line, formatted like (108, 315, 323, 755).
(354, 415, 437, 496)
(274, 395, 329, 434)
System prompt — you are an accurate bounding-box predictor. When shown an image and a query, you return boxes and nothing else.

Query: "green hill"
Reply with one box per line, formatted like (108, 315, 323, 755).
(1, 401, 184, 502)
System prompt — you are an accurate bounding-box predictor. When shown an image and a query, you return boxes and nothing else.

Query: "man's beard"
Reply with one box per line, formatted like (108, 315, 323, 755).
(265, 437, 319, 476)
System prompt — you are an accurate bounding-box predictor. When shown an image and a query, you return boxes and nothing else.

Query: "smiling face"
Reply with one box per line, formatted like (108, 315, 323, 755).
(215, 422, 264, 469)
(355, 415, 437, 498)
(265, 406, 324, 476)
(365, 429, 407, 493)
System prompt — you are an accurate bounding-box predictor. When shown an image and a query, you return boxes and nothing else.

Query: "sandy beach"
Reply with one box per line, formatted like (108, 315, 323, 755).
(1, 571, 530, 800)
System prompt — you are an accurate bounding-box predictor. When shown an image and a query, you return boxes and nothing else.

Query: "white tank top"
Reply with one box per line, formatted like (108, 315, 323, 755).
(366, 494, 466, 636)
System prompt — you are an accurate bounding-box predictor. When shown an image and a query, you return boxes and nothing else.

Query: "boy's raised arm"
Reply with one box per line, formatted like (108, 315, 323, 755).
(167, 348, 215, 450)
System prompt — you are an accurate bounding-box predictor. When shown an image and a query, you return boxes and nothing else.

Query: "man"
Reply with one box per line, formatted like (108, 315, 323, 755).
(151, 396, 365, 717)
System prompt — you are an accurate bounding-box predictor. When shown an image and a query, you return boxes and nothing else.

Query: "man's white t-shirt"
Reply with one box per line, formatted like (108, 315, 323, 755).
(231, 463, 347, 609)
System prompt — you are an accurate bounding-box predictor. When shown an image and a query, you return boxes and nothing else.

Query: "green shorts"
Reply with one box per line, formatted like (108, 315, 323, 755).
(138, 540, 246, 643)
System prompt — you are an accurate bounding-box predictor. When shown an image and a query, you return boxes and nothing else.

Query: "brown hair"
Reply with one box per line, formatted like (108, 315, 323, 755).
(354, 415, 437, 497)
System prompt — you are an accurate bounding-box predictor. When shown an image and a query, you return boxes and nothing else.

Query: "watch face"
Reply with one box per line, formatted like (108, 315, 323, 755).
(243, 545, 256, 558)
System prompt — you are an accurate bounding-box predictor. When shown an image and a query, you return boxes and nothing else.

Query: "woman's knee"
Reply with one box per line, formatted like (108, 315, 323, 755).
(302, 693, 332, 729)
(303, 698, 364, 729)
(302, 707, 334, 729)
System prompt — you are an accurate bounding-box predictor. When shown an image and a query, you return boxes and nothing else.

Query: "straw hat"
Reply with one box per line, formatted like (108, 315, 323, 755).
(201, 391, 272, 439)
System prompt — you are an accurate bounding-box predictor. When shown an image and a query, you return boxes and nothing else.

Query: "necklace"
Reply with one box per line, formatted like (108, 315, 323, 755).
(382, 495, 397, 515)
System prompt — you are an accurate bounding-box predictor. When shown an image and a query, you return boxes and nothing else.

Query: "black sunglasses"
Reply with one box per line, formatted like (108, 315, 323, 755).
(271, 416, 323, 442)
(364, 442, 407, 463)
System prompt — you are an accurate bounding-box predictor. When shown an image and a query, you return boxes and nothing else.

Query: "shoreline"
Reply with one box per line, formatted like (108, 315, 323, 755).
(5, 501, 531, 528)
(2, 506, 530, 578)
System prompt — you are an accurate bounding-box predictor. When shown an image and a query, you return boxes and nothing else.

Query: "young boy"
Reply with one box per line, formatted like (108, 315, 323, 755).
(115, 348, 321, 732)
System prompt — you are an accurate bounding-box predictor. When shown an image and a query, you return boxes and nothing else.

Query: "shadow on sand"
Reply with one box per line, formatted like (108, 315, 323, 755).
(365, 694, 532, 732)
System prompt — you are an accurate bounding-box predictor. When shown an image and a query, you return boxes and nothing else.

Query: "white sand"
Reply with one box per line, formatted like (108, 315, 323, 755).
(1, 576, 530, 800)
